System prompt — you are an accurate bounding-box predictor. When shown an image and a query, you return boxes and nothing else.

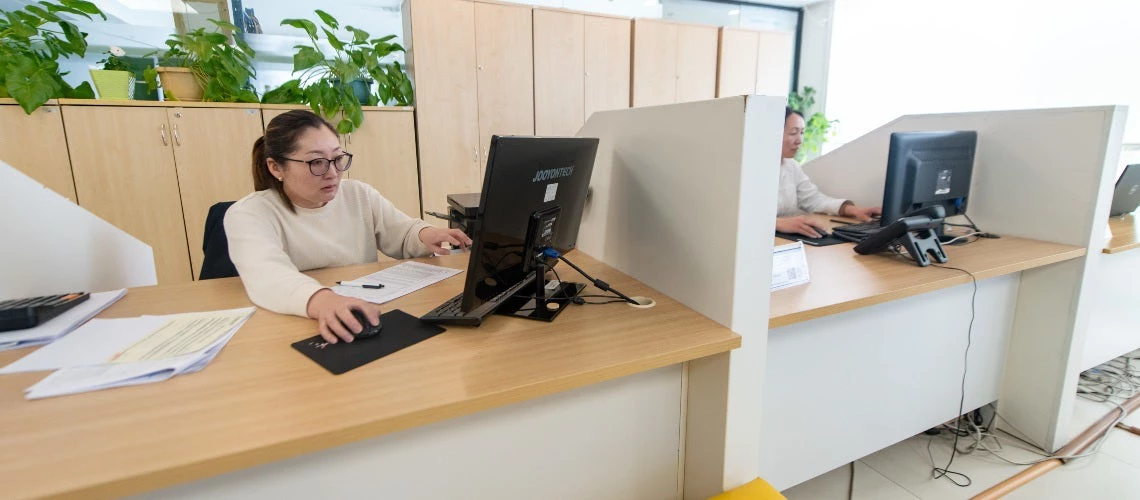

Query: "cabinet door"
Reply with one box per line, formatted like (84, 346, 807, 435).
(533, 9, 584, 136)
(475, 1, 535, 172)
(716, 28, 760, 98)
(584, 16, 631, 120)
(0, 104, 76, 202)
(756, 31, 796, 96)
(406, 0, 480, 220)
(63, 106, 191, 284)
(631, 19, 678, 107)
(168, 107, 262, 279)
(675, 24, 719, 103)
(345, 109, 421, 221)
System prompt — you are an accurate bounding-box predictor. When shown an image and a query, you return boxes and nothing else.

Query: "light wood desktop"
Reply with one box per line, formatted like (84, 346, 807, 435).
(0, 252, 739, 500)
(1104, 214, 1140, 254)
(771, 216, 1085, 327)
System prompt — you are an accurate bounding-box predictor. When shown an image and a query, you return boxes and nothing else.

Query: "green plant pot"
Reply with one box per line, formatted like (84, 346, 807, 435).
(332, 78, 372, 106)
(89, 69, 135, 100)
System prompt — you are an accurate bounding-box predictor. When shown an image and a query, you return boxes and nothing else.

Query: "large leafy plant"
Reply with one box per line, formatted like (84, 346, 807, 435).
(0, 0, 105, 114)
(143, 20, 258, 103)
(269, 9, 413, 133)
(787, 87, 837, 162)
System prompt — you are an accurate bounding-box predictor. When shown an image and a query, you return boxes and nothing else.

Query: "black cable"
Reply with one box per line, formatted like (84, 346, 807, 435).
(848, 462, 855, 500)
(552, 253, 638, 305)
(926, 263, 978, 487)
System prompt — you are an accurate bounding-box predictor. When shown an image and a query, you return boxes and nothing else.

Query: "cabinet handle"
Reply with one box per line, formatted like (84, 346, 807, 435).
(160, 124, 169, 146)
(172, 124, 182, 146)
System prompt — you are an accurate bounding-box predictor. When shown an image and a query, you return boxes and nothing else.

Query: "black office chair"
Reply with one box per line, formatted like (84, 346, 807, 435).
(199, 201, 239, 280)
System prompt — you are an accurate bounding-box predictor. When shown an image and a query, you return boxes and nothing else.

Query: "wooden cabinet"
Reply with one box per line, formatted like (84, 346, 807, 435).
(756, 31, 796, 96)
(169, 107, 262, 279)
(404, 0, 480, 221)
(675, 24, 718, 103)
(0, 103, 76, 203)
(716, 28, 761, 98)
(345, 109, 421, 220)
(584, 15, 632, 119)
(474, 1, 534, 172)
(405, 0, 534, 220)
(534, 9, 584, 136)
(533, 9, 631, 135)
(62, 105, 191, 284)
(631, 19, 678, 108)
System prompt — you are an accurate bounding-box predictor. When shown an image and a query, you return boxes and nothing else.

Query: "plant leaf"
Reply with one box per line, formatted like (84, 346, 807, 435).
(59, 21, 88, 56)
(315, 10, 338, 29)
(323, 28, 344, 52)
(346, 26, 370, 43)
(336, 118, 353, 135)
(292, 46, 324, 73)
(66, 80, 95, 99)
(6, 57, 61, 114)
(280, 18, 317, 39)
(25, 5, 61, 23)
(59, 0, 105, 19)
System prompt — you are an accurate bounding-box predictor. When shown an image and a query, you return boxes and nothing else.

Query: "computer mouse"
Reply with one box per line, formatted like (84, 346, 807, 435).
(349, 308, 383, 339)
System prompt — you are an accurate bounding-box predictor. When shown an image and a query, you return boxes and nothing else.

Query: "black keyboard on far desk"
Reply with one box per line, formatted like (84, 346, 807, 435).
(831, 220, 883, 240)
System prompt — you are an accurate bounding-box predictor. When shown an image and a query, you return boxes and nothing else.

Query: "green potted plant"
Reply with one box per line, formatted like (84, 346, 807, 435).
(788, 87, 837, 162)
(278, 9, 414, 133)
(0, 0, 105, 114)
(143, 19, 258, 102)
(89, 45, 134, 100)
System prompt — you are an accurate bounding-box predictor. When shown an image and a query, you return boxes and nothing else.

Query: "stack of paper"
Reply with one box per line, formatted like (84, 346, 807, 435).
(771, 241, 812, 291)
(333, 261, 462, 304)
(0, 289, 126, 351)
(0, 307, 254, 399)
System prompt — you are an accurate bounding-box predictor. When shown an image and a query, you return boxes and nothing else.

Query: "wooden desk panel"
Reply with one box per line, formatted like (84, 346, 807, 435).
(1104, 214, 1139, 254)
(771, 219, 1085, 328)
(0, 252, 738, 500)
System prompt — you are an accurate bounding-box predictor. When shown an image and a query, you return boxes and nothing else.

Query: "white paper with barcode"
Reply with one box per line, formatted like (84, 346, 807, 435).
(771, 241, 811, 291)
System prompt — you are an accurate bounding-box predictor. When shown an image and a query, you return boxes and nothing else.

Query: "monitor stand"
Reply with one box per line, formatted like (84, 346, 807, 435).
(495, 277, 585, 322)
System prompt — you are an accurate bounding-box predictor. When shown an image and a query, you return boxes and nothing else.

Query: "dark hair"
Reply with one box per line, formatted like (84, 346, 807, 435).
(251, 110, 339, 211)
(785, 106, 804, 120)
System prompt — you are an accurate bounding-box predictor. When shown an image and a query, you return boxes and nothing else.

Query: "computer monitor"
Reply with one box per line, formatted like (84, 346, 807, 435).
(457, 135, 599, 320)
(881, 131, 978, 239)
(1109, 164, 1140, 217)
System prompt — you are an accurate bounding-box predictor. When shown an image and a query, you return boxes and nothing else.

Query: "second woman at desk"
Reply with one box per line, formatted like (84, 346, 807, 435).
(225, 110, 472, 343)
(776, 107, 881, 237)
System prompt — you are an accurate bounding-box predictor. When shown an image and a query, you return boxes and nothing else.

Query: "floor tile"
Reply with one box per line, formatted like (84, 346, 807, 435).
(1004, 452, 1140, 500)
(783, 461, 918, 500)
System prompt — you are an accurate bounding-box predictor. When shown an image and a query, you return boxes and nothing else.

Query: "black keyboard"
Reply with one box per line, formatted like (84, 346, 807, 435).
(421, 277, 533, 326)
(0, 293, 89, 332)
(832, 220, 884, 240)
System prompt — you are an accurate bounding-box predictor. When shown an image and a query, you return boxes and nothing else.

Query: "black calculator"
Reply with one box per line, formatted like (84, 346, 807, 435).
(0, 293, 90, 332)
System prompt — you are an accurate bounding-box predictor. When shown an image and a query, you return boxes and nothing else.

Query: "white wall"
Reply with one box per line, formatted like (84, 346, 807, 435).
(825, 0, 1140, 150)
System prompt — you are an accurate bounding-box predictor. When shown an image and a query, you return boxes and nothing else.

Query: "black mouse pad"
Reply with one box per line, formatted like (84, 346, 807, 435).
(291, 309, 446, 375)
(775, 231, 850, 247)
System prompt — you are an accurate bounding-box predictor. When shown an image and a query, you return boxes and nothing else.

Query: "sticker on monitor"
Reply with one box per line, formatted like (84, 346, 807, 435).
(935, 169, 952, 195)
(544, 183, 558, 202)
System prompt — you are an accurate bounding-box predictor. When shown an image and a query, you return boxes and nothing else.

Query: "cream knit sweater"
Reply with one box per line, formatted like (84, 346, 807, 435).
(224, 180, 432, 317)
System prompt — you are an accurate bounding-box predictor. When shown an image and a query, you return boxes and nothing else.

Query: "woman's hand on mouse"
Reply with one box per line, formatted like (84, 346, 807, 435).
(839, 204, 881, 222)
(419, 227, 473, 255)
(306, 289, 382, 343)
(776, 216, 824, 238)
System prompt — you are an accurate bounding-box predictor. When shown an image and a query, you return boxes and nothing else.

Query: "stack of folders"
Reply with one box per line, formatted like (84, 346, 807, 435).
(0, 307, 254, 399)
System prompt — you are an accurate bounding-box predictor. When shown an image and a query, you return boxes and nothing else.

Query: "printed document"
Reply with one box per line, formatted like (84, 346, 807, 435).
(333, 261, 462, 303)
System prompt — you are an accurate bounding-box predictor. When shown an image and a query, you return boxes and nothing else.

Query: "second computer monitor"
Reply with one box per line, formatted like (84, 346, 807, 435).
(460, 135, 600, 312)
(881, 131, 978, 226)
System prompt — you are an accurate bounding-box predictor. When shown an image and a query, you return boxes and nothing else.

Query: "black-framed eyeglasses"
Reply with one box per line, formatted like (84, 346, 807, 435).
(283, 152, 353, 176)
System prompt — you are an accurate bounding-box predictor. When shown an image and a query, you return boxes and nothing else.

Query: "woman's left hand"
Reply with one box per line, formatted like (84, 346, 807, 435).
(419, 226, 473, 255)
(841, 205, 882, 222)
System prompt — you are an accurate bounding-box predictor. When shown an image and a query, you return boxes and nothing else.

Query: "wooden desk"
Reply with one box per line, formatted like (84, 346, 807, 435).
(1104, 214, 1140, 254)
(772, 223, 1085, 328)
(0, 252, 739, 500)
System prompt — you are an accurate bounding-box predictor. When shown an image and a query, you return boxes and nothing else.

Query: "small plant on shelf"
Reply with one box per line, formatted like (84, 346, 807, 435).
(90, 45, 135, 100)
(0, 0, 106, 114)
(143, 19, 258, 103)
(273, 9, 414, 134)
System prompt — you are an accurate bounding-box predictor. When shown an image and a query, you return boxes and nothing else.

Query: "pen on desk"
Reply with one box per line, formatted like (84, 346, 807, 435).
(336, 281, 384, 289)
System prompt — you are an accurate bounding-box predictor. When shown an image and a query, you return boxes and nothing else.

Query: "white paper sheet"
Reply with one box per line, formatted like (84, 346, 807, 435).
(771, 241, 812, 291)
(332, 261, 462, 304)
(0, 289, 126, 351)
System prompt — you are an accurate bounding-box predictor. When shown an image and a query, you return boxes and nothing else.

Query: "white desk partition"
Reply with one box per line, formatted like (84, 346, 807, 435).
(803, 106, 1127, 451)
(577, 95, 783, 497)
(0, 161, 157, 300)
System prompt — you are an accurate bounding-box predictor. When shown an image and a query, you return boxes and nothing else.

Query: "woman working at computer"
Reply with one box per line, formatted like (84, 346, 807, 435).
(776, 107, 881, 238)
(225, 110, 472, 344)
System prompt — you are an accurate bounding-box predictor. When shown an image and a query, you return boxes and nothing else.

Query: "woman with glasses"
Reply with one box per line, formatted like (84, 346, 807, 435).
(225, 110, 472, 343)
